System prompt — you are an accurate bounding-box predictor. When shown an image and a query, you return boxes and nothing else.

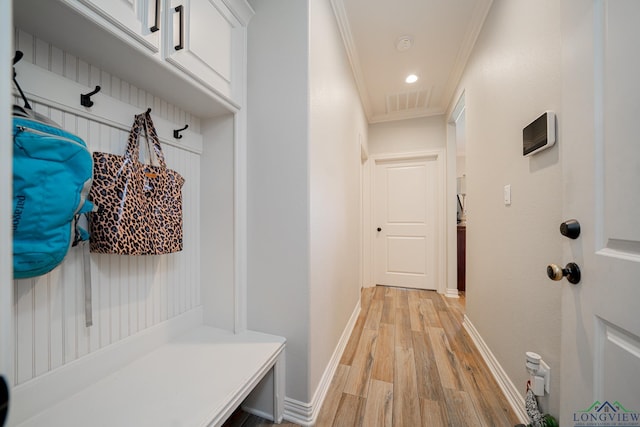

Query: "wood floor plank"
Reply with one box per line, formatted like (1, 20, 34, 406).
(438, 309, 472, 355)
(443, 293, 465, 320)
(456, 354, 517, 427)
(424, 289, 447, 311)
(420, 399, 448, 427)
(408, 296, 423, 332)
(339, 314, 365, 365)
(361, 379, 393, 427)
(394, 308, 412, 350)
(333, 393, 366, 427)
(371, 323, 394, 383)
(427, 326, 464, 391)
(443, 388, 484, 427)
(393, 345, 421, 426)
(361, 286, 375, 313)
(344, 329, 378, 397)
(419, 298, 442, 328)
(411, 330, 444, 401)
(380, 296, 396, 325)
(316, 364, 351, 426)
(373, 285, 386, 300)
(364, 298, 383, 331)
(445, 327, 520, 425)
(395, 288, 409, 311)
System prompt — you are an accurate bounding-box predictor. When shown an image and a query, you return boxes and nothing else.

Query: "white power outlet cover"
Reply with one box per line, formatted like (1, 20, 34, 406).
(541, 359, 550, 393)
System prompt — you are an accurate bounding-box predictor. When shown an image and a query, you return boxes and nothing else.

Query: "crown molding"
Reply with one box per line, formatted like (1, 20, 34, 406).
(443, 0, 493, 115)
(330, 0, 373, 121)
(369, 107, 445, 124)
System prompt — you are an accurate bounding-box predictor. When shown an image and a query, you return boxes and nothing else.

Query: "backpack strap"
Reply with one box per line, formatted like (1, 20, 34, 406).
(73, 213, 93, 327)
(82, 240, 93, 327)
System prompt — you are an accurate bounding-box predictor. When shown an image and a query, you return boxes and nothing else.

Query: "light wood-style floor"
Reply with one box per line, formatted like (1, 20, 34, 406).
(225, 286, 520, 427)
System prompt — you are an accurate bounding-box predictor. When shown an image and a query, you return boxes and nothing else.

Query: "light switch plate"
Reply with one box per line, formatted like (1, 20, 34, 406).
(504, 184, 511, 205)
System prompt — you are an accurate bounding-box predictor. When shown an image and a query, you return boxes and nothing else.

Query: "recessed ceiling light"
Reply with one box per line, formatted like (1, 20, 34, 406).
(405, 74, 418, 84)
(396, 35, 413, 52)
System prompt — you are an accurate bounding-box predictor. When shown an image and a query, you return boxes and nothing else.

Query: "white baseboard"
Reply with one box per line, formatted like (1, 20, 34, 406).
(283, 299, 361, 426)
(445, 287, 460, 298)
(463, 315, 529, 424)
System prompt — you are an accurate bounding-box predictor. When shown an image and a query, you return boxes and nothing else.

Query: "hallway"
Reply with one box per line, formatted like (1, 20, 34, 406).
(316, 286, 519, 426)
(226, 286, 520, 426)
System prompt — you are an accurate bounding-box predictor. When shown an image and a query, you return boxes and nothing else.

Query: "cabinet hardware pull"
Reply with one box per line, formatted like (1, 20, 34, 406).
(150, 0, 160, 32)
(175, 5, 184, 51)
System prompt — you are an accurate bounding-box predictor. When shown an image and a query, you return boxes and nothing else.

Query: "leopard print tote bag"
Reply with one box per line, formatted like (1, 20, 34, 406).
(88, 110, 185, 255)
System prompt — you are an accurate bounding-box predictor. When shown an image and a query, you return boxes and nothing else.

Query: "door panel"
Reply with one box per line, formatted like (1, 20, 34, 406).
(79, 0, 160, 51)
(560, 0, 640, 423)
(597, 319, 640, 401)
(387, 166, 427, 223)
(387, 236, 426, 275)
(601, 1, 640, 249)
(165, 0, 234, 99)
(374, 157, 438, 290)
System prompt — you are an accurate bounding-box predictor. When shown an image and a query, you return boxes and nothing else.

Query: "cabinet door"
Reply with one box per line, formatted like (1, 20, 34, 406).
(165, 0, 235, 99)
(77, 0, 161, 52)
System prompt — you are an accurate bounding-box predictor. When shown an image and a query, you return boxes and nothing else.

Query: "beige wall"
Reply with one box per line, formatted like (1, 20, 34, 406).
(451, 0, 563, 416)
(247, 0, 311, 402)
(309, 0, 368, 404)
(368, 116, 446, 155)
(247, 0, 367, 414)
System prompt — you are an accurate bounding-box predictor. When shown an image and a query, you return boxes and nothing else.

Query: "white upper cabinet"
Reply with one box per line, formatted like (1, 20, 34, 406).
(13, 0, 254, 116)
(164, 0, 236, 99)
(76, 0, 161, 52)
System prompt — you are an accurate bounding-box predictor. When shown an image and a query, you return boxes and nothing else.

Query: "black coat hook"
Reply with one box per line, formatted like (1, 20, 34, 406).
(80, 85, 101, 107)
(12, 50, 32, 110)
(173, 124, 189, 139)
(12, 51, 24, 68)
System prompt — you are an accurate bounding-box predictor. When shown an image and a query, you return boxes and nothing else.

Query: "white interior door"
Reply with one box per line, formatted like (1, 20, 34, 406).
(374, 155, 439, 290)
(560, 0, 640, 424)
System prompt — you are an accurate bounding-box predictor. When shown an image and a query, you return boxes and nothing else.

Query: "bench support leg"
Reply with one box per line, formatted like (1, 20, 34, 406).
(273, 351, 285, 423)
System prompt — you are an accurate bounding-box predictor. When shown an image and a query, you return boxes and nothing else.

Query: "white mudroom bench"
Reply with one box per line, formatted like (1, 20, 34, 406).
(9, 310, 286, 427)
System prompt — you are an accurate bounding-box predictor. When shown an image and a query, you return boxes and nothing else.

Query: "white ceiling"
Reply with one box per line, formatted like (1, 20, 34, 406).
(331, 0, 493, 123)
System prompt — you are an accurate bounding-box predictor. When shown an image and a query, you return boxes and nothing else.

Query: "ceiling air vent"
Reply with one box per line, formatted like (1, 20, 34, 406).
(386, 89, 431, 114)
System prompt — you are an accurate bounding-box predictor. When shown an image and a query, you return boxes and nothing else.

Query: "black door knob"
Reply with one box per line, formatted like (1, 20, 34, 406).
(560, 219, 580, 239)
(547, 262, 581, 284)
(1, 375, 8, 426)
(377, 227, 382, 232)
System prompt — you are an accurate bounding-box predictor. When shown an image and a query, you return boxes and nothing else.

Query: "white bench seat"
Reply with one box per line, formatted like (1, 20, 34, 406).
(14, 326, 286, 427)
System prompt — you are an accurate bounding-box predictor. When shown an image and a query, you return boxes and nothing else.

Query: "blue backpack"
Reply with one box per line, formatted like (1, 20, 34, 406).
(12, 106, 94, 279)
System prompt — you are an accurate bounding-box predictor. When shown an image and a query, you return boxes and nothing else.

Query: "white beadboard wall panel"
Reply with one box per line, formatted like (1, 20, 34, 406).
(12, 33, 203, 386)
(14, 28, 202, 134)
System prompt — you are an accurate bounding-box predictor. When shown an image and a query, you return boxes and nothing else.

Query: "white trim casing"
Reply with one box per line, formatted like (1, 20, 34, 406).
(445, 92, 467, 299)
(1, 0, 14, 386)
(463, 315, 529, 424)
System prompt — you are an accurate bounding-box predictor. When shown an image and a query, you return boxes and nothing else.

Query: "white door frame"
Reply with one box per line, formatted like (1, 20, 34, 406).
(369, 149, 446, 294)
(360, 138, 370, 289)
(445, 92, 466, 298)
(1, 0, 14, 409)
